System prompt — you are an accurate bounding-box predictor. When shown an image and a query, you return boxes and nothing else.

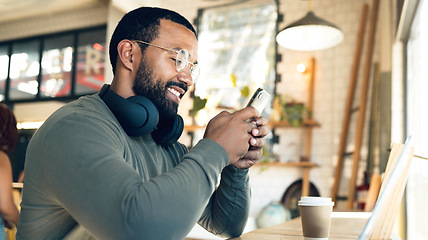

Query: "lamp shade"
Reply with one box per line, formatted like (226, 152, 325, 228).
(276, 11, 344, 51)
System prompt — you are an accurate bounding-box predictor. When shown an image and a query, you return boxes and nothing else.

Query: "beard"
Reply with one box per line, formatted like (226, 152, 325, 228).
(132, 58, 187, 121)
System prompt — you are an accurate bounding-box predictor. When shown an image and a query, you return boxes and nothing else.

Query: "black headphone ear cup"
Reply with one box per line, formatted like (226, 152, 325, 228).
(99, 84, 183, 145)
(152, 115, 184, 146)
(99, 85, 159, 136)
(126, 96, 159, 136)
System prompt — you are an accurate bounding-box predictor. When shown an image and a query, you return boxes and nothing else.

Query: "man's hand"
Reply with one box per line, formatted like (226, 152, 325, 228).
(203, 107, 260, 165)
(232, 116, 269, 169)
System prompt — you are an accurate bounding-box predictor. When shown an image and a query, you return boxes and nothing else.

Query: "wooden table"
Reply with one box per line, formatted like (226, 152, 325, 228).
(230, 212, 399, 240)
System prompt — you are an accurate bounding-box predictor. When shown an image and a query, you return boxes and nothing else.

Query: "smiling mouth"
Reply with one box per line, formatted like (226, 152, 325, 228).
(167, 87, 183, 102)
(166, 81, 188, 103)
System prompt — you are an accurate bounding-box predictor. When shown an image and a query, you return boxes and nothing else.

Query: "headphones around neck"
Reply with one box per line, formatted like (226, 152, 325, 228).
(99, 84, 183, 146)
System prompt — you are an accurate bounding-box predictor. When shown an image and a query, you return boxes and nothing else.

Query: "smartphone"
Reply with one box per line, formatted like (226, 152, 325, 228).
(246, 88, 270, 116)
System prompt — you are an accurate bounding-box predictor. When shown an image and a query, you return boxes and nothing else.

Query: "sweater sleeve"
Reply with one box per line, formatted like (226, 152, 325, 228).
(198, 165, 250, 238)
(18, 111, 231, 240)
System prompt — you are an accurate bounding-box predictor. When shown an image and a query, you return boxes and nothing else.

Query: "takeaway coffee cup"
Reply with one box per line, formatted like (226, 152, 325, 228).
(298, 197, 334, 240)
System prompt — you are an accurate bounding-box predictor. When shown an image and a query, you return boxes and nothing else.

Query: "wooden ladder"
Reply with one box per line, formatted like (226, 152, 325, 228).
(331, 0, 379, 209)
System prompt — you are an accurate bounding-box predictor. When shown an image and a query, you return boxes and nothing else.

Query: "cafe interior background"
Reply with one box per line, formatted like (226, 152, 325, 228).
(0, 0, 427, 239)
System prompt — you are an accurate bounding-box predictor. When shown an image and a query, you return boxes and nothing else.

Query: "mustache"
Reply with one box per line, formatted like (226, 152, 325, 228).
(166, 81, 188, 95)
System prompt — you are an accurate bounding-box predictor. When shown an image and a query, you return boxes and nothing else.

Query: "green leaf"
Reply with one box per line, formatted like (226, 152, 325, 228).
(241, 86, 250, 98)
(191, 96, 207, 116)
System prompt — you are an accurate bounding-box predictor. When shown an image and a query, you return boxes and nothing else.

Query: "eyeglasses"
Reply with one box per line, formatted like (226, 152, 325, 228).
(132, 40, 200, 81)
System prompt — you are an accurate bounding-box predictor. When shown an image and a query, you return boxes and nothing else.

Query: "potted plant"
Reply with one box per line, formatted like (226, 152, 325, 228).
(272, 95, 311, 127)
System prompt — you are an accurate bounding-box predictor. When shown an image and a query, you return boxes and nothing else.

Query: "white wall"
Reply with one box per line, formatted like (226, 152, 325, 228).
(275, 0, 374, 209)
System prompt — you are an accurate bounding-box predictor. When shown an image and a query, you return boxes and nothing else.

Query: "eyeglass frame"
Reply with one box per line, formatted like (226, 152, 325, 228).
(131, 39, 200, 81)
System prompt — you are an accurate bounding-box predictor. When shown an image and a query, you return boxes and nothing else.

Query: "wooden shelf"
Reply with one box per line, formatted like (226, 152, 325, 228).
(268, 119, 320, 128)
(255, 161, 319, 168)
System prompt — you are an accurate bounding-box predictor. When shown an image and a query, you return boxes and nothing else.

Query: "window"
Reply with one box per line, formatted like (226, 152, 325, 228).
(9, 40, 40, 100)
(194, 1, 277, 126)
(0, 26, 106, 103)
(40, 34, 74, 98)
(405, 0, 428, 238)
(75, 28, 106, 95)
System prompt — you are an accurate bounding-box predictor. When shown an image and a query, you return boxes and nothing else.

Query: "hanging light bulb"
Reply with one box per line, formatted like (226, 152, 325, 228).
(296, 63, 307, 73)
(276, 1, 344, 51)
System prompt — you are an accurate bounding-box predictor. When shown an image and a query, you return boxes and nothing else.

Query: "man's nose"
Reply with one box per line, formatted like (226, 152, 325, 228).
(177, 66, 194, 86)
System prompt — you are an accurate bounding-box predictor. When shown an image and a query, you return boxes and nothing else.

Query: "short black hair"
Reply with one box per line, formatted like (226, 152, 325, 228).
(109, 7, 197, 75)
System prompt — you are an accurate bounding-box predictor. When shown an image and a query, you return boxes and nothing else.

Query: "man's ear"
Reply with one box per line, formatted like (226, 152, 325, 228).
(117, 40, 136, 71)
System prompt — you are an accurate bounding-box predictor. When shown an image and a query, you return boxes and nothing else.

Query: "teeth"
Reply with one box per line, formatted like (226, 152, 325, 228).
(168, 88, 180, 98)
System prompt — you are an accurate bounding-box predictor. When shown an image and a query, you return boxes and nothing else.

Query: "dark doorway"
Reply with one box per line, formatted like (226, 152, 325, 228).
(280, 179, 320, 219)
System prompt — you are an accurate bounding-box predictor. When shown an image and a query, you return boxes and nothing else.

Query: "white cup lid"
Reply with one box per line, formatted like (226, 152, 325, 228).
(298, 197, 335, 206)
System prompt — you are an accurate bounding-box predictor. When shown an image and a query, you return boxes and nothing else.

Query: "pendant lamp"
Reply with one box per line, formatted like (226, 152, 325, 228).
(276, 1, 344, 51)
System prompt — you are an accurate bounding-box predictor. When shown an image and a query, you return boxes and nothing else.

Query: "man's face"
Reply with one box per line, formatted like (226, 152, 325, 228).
(133, 58, 187, 120)
(132, 20, 198, 120)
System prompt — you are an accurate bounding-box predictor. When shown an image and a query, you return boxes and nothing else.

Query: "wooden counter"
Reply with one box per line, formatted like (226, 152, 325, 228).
(230, 212, 400, 240)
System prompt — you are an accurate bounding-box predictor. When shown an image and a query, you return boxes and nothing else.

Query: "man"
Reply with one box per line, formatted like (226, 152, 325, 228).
(17, 7, 268, 240)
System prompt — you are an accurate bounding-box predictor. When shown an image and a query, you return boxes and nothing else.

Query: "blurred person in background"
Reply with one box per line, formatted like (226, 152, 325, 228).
(0, 103, 20, 239)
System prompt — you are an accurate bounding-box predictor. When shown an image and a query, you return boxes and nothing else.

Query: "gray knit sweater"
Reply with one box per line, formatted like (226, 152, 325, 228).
(17, 93, 250, 240)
